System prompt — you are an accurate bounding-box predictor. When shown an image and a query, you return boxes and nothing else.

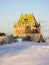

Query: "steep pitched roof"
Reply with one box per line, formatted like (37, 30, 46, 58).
(14, 14, 38, 27)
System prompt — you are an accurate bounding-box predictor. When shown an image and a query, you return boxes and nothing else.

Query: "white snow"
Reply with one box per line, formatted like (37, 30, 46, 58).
(0, 41, 49, 65)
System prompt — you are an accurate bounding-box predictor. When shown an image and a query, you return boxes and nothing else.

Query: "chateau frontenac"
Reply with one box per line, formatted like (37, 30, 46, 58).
(14, 14, 41, 37)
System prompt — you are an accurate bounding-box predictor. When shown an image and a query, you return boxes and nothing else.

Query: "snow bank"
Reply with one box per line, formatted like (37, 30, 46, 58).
(0, 41, 49, 65)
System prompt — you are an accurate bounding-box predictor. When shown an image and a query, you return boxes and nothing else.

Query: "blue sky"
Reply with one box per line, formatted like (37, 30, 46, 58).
(0, 0, 49, 36)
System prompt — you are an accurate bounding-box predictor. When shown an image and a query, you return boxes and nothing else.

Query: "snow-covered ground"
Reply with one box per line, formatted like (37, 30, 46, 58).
(0, 41, 49, 65)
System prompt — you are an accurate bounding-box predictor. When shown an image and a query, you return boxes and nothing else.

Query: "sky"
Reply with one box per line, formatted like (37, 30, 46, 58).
(0, 0, 49, 37)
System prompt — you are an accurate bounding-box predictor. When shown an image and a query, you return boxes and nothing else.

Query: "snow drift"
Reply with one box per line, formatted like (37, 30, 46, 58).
(0, 41, 49, 65)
